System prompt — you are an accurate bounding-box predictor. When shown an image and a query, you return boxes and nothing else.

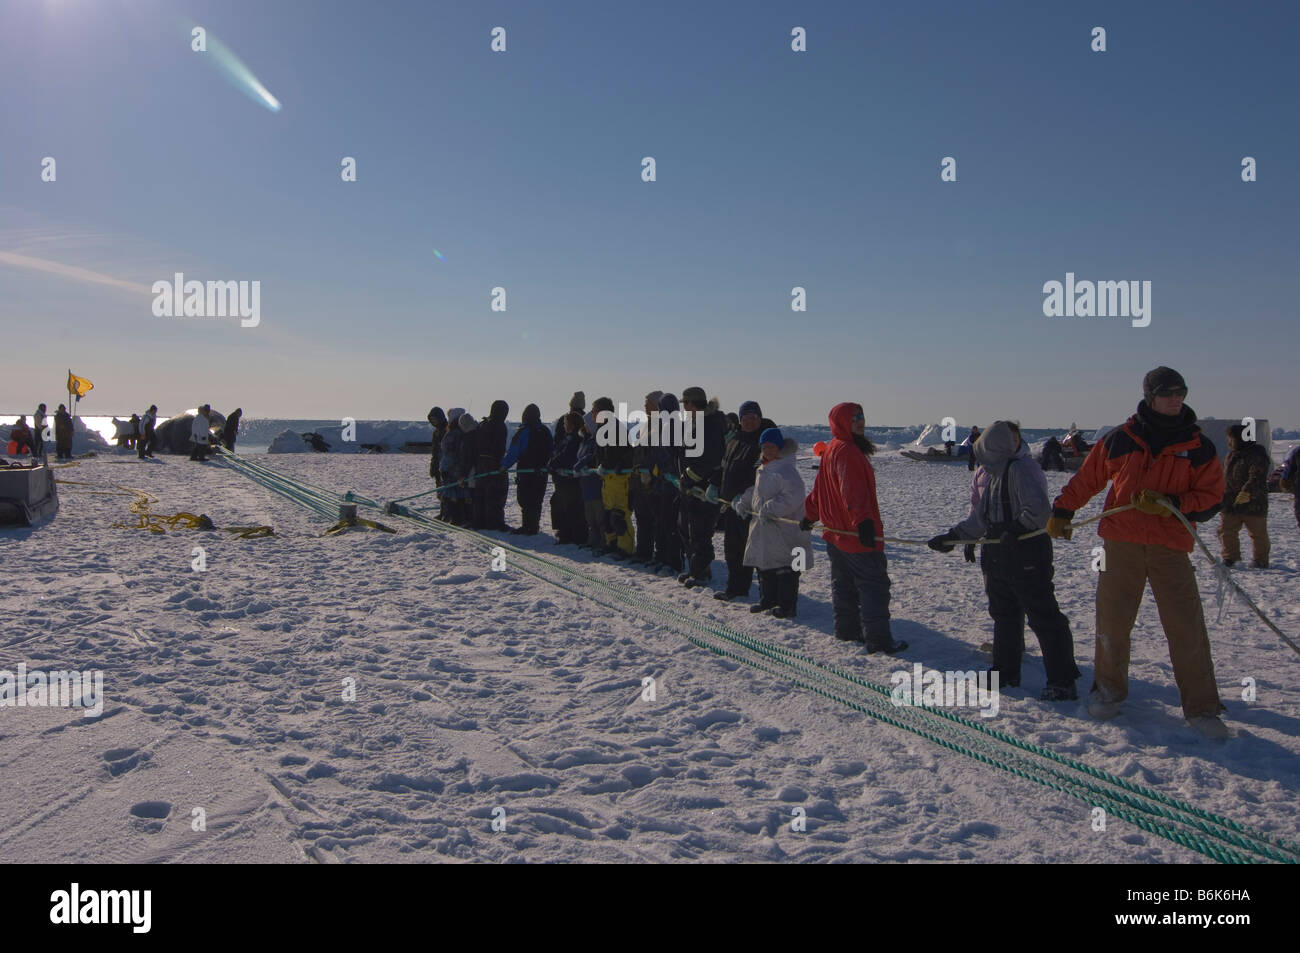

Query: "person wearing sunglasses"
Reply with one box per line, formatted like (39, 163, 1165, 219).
(1046, 367, 1228, 738)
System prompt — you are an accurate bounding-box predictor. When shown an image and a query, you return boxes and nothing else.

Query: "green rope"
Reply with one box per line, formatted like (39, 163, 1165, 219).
(220, 453, 1300, 863)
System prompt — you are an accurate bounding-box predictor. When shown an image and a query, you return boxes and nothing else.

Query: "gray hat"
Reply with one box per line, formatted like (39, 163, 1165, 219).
(569, 391, 586, 412)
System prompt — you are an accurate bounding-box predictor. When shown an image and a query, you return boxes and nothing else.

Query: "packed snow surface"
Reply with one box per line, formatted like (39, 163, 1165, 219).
(2, 445, 1298, 862)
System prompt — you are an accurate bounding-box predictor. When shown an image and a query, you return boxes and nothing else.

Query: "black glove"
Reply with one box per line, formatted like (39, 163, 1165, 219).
(927, 531, 958, 553)
(858, 519, 876, 547)
(963, 544, 976, 563)
(799, 517, 815, 531)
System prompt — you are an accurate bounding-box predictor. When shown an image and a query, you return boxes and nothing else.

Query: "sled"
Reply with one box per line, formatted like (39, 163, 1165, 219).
(0, 463, 59, 526)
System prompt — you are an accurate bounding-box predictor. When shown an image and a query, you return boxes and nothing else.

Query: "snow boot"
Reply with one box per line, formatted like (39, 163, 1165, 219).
(866, 639, 908, 656)
(1039, 683, 1078, 702)
(1188, 715, 1230, 740)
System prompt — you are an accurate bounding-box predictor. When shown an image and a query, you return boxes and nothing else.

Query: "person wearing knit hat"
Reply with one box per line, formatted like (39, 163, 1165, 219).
(710, 402, 776, 601)
(1048, 366, 1228, 737)
(570, 391, 586, 412)
(731, 428, 811, 618)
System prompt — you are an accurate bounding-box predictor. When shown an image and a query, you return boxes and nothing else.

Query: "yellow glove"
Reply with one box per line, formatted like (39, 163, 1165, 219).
(1233, 490, 1250, 506)
(1133, 489, 1174, 516)
(1046, 516, 1073, 540)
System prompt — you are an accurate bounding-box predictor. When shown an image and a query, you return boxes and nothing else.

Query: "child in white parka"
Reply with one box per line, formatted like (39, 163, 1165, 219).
(730, 428, 813, 618)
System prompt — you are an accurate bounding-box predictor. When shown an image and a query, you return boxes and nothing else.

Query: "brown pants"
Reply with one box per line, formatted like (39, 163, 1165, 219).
(1094, 539, 1223, 719)
(1218, 513, 1269, 565)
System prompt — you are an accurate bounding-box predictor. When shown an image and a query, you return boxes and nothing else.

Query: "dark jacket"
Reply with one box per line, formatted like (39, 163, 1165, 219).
(549, 429, 583, 481)
(712, 417, 776, 502)
(1222, 442, 1272, 516)
(681, 408, 726, 489)
(222, 409, 242, 449)
(54, 409, 73, 441)
(503, 405, 554, 478)
(476, 400, 509, 475)
(575, 431, 602, 502)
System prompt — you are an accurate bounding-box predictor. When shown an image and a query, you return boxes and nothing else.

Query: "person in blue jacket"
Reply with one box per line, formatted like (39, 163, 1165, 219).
(502, 403, 554, 535)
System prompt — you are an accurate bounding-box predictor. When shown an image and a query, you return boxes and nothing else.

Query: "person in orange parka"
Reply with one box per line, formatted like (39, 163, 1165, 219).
(1047, 367, 1228, 737)
(803, 402, 907, 654)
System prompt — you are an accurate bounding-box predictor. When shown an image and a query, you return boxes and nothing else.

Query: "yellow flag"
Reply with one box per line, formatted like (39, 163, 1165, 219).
(67, 372, 93, 398)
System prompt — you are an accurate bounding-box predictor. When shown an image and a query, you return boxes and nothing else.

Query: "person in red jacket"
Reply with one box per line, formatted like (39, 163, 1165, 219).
(803, 402, 907, 654)
(1047, 367, 1227, 737)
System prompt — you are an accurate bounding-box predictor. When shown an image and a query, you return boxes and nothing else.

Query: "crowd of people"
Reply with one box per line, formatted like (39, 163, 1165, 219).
(4, 403, 247, 462)
(421, 367, 1297, 737)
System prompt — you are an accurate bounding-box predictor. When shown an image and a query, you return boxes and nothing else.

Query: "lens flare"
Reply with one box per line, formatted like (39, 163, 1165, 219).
(187, 21, 281, 112)
(433, 250, 446, 262)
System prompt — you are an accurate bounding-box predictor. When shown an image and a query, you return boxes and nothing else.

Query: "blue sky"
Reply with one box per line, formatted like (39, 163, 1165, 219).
(1, 0, 1296, 427)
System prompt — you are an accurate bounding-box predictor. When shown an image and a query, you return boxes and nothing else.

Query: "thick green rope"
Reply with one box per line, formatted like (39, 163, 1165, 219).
(218, 452, 1299, 863)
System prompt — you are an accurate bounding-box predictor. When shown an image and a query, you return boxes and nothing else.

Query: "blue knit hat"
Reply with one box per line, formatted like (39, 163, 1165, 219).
(759, 427, 784, 448)
(739, 400, 762, 418)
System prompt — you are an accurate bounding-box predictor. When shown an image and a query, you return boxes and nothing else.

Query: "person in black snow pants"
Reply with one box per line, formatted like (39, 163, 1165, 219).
(427, 407, 447, 482)
(502, 403, 554, 535)
(709, 399, 776, 602)
(547, 412, 587, 544)
(928, 420, 1081, 700)
(475, 400, 510, 530)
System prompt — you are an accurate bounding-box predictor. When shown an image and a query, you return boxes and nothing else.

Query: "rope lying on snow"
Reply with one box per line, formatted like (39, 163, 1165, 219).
(57, 478, 273, 538)
(216, 450, 1300, 864)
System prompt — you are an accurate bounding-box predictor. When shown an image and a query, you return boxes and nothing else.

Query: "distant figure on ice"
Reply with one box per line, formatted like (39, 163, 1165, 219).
(1040, 435, 1066, 472)
(731, 428, 811, 618)
(138, 405, 158, 459)
(1047, 366, 1227, 738)
(928, 420, 1080, 700)
(190, 405, 213, 461)
(1282, 445, 1300, 534)
(222, 408, 243, 451)
(128, 414, 141, 450)
(963, 425, 982, 471)
(54, 405, 73, 460)
(501, 403, 553, 535)
(1218, 423, 1272, 568)
(803, 402, 906, 654)
(8, 417, 34, 455)
(456, 413, 480, 527)
(32, 404, 47, 458)
(301, 431, 331, 453)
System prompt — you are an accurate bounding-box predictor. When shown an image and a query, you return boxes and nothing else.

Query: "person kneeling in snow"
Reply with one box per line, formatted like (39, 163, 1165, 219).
(928, 420, 1080, 701)
(730, 428, 811, 618)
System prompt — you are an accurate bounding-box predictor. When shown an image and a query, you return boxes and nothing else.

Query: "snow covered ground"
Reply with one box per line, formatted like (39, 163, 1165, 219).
(2, 444, 1298, 863)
